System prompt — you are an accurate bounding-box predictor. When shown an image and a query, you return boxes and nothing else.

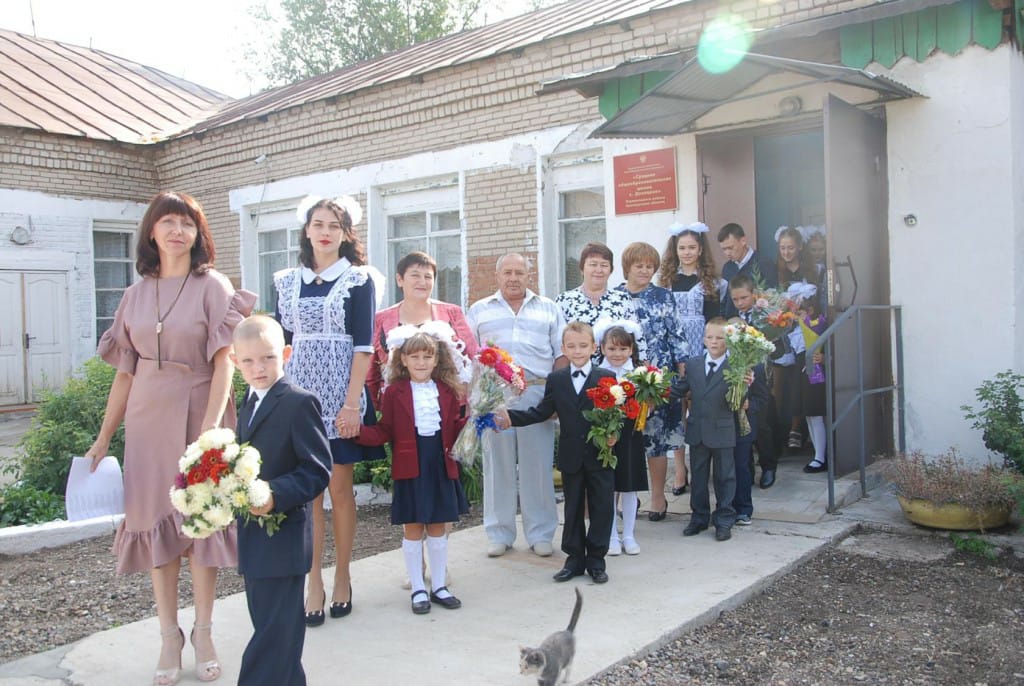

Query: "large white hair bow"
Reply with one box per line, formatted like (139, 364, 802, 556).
(669, 221, 709, 236)
(295, 194, 363, 225)
(785, 282, 818, 303)
(592, 317, 643, 346)
(384, 320, 473, 384)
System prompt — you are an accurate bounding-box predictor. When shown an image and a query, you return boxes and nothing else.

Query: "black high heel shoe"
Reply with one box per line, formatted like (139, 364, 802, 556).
(330, 584, 353, 618)
(305, 590, 326, 627)
(672, 478, 689, 497)
(648, 504, 668, 522)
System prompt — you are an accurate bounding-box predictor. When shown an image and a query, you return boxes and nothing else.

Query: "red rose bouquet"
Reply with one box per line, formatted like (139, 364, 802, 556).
(582, 377, 640, 469)
(451, 344, 527, 465)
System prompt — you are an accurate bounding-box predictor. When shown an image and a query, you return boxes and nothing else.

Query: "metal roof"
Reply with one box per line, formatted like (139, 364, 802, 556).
(0, 28, 230, 143)
(590, 52, 921, 138)
(184, 0, 691, 137)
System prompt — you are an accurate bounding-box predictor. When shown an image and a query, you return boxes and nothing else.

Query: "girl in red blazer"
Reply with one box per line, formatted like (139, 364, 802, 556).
(357, 327, 468, 615)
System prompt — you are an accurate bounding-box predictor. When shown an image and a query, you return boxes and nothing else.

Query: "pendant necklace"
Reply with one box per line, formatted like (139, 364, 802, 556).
(155, 272, 191, 369)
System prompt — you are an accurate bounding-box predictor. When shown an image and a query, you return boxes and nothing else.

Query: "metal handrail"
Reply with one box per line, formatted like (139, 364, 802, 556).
(806, 305, 905, 512)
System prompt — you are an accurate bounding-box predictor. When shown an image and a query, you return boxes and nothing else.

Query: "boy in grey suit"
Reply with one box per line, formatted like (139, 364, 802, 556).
(673, 317, 743, 541)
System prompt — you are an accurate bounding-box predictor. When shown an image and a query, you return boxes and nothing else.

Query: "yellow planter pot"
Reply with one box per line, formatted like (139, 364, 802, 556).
(896, 495, 1011, 531)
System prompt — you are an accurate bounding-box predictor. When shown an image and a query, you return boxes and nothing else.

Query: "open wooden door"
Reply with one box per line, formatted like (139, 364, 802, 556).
(824, 94, 894, 474)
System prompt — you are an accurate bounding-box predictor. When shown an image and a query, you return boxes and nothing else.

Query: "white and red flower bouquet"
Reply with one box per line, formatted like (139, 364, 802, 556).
(451, 344, 526, 466)
(582, 377, 641, 469)
(623, 364, 675, 432)
(169, 428, 284, 538)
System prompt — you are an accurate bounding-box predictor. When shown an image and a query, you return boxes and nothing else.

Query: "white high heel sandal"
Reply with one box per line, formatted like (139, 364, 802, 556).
(190, 623, 222, 682)
(154, 626, 183, 686)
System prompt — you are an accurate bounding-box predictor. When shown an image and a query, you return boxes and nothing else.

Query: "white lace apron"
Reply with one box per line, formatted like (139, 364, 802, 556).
(276, 265, 369, 440)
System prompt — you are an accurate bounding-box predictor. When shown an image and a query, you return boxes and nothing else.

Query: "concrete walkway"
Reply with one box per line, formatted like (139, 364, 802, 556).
(0, 457, 878, 686)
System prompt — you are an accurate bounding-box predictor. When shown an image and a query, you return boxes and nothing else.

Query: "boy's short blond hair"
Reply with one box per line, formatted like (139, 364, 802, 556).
(562, 321, 595, 343)
(233, 315, 286, 348)
(705, 316, 728, 331)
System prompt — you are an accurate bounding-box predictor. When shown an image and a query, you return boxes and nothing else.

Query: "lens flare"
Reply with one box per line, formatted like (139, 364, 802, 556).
(697, 15, 753, 74)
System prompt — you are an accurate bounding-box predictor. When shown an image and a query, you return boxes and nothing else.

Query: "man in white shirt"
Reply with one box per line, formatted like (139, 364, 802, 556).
(467, 253, 565, 558)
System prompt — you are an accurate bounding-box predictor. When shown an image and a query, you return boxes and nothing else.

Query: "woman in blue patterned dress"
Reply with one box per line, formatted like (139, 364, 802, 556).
(555, 242, 646, 361)
(274, 195, 382, 627)
(657, 222, 727, 497)
(616, 242, 688, 521)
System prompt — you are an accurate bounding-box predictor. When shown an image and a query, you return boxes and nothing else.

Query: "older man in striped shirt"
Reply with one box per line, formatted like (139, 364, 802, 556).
(467, 253, 566, 558)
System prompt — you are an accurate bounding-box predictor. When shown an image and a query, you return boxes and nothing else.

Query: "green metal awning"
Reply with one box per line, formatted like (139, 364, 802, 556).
(590, 52, 921, 139)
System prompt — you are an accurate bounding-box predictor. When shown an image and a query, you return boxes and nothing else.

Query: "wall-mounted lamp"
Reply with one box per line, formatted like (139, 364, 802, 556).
(778, 95, 803, 117)
(10, 225, 31, 245)
(254, 154, 268, 165)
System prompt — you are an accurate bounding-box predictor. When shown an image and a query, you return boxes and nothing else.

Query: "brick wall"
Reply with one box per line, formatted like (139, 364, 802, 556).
(0, 131, 156, 201)
(3, 0, 881, 289)
(464, 166, 538, 303)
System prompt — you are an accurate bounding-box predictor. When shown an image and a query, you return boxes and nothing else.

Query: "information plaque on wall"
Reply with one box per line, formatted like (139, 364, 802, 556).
(613, 148, 678, 215)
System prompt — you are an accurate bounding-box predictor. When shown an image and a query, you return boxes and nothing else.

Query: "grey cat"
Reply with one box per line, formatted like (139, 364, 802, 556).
(519, 588, 583, 686)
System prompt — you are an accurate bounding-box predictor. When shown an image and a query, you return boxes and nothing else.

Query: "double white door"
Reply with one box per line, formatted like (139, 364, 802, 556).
(0, 271, 70, 405)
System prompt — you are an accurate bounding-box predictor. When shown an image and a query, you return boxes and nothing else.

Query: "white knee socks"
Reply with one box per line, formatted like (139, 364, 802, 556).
(402, 538, 425, 594)
(425, 535, 452, 599)
(620, 492, 638, 542)
(807, 416, 826, 464)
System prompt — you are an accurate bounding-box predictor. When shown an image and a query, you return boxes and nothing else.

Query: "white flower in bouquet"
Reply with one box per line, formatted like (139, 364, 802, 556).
(609, 385, 625, 403)
(223, 442, 240, 460)
(169, 486, 189, 514)
(189, 481, 215, 510)
(205, 502, 235, 529)
(230, 488, 251, 509)
(235, 447, 260, 482)
(218, 473, 240, 495)
(182, 520, 212, 540)
(247, 479, 272, 508)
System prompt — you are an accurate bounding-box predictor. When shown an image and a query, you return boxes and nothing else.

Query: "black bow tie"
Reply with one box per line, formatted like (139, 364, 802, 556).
(572, 370, 586, 378)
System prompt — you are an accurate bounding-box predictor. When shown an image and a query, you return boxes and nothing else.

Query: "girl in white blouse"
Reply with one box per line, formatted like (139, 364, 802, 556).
(356, 325, 469, 615)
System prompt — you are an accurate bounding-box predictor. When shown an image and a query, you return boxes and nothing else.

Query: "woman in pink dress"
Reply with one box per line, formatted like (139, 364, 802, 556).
(86, 191, 255, 686)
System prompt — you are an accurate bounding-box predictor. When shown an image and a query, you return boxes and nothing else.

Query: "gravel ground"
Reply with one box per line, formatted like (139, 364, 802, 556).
(2, 513, 1023, 685)
(0, 504, 481, 664)
(586, 530, 1024, 686)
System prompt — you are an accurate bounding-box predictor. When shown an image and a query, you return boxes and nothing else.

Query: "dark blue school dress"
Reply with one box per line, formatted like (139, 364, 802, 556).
(391, 430, 469, 525)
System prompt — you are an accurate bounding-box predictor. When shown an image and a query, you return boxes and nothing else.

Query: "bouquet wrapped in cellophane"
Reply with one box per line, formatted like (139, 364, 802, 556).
(582, 377, 641, 469)
(749, 289, 800, 342)
(169, 428, 285, 538)
(722, 322, 775, 436)
(451, 345, 526, 466)
(623, 364, 676, 432)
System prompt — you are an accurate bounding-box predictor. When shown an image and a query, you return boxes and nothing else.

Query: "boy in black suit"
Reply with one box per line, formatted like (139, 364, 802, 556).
(498, 321, 617, 584)
(231, 315, 332, 686)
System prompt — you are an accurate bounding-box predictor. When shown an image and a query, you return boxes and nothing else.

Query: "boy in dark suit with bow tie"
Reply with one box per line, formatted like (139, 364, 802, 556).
(230, 315, 332, 686)
(499, 321, 617, 584)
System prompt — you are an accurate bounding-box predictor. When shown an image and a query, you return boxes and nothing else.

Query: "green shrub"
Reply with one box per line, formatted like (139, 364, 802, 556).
(4, 358, 123, 496)
(0, 483, 66, 526)
(961, 371, 1024, 475)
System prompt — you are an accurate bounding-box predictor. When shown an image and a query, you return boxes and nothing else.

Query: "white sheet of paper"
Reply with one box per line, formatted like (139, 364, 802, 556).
(65, 456, 125, 521)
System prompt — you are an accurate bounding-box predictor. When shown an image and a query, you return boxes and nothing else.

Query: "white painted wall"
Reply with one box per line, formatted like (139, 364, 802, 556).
(0, 189, 147, 378)
(1011, 49, 1024, 376)
(884, 45, 1023, 460)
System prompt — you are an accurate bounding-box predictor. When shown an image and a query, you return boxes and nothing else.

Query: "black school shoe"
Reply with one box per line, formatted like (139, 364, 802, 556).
(411, 590, 431, 614)
(430, 587, 462, 609)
